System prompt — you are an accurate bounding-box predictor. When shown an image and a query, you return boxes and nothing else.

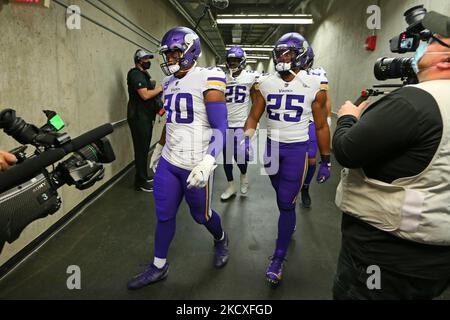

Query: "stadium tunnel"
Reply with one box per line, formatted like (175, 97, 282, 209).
(0, 0, 449, 300)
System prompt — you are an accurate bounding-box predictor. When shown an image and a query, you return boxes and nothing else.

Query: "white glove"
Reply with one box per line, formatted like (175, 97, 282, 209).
(149, 143, 164, 173)
(327, 116, 332, 127)
(186, 154, 217, 189)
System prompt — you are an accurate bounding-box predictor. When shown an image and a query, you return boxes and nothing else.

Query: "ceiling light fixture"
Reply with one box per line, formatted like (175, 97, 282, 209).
(226, 45, 274, 52)
(217, 14, 313, 25)
(246, 55, 271, 60)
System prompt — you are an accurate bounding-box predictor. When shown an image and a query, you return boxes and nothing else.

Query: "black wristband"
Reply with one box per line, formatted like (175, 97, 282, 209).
(320, 154, 331, 163)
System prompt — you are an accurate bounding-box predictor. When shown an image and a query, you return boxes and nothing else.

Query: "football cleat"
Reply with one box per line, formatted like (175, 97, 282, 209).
(265, 256, 285, 286)
(127, 263, 169, 290)
(213, 232, 229, 268)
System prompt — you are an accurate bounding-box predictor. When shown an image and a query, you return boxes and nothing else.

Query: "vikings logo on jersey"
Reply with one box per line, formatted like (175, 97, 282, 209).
(256, 70, 327, 143)
(225, 69, 260, 128)
(161, 66, 226, 170)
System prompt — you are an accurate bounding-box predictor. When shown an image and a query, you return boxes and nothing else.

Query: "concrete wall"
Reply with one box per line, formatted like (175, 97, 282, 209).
(0, 0, 216, 266)
(303, 0, 450, 113)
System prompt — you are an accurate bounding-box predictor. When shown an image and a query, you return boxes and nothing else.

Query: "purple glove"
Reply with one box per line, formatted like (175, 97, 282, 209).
(317, 155, 331, 184)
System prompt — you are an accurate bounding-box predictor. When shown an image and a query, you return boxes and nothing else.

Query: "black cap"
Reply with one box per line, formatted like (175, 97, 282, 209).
(423, 11, 450, 37)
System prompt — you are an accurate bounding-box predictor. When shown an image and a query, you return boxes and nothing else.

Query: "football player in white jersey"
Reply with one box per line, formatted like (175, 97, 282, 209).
(221, 46, 260, 200)
(244, 32, 332, 286)
(299, 46, 333, 208)
(127, 27, 230, 290)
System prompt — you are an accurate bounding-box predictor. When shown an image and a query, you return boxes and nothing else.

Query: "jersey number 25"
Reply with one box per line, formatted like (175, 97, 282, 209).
(266, 94, 305, 123)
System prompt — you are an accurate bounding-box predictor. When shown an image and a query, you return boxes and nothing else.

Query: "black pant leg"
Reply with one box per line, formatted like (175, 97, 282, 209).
(333, 239, 450, 300)
(128, 118, 153, 185)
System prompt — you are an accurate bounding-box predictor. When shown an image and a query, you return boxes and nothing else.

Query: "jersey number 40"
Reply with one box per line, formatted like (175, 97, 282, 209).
(164, 93, 194, 124)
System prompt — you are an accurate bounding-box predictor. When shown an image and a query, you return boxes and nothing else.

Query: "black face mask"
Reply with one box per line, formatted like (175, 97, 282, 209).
(141, 61, 151, 70)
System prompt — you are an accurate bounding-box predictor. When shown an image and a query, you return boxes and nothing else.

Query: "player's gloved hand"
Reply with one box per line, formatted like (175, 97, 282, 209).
(317, 154, 331, 184)
(187, 154, 217, 189)
(239, 135, 254, 162)
(149, 143, 164, 173)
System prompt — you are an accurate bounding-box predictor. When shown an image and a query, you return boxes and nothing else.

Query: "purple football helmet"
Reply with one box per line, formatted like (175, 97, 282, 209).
(225, 46, 246, 75)
(159, 27, 202, 76)
(305, 46, 315, 69)
(272, 32, 309, 73)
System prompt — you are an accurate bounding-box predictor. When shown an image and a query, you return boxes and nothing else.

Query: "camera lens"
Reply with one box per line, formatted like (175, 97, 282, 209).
(404, 5, 427, 32)
(374, 57, 415, 81)
(404, 5, 426, 26)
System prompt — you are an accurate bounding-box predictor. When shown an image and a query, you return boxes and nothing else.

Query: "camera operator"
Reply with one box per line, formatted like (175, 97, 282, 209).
(333, 19, 450, 299)
(0, 150, 17, 171)
(127, 49, 164, 192)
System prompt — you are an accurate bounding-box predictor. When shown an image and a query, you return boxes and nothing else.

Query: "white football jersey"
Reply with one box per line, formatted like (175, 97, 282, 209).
(225, 69, 260, 127)
(161, 67, 226, 170)
(307, 67, 329, 122)
(256, 70, 328, 143)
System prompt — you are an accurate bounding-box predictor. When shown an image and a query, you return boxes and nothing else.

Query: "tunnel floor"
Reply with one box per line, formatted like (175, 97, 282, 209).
(0, 156, 449, 300)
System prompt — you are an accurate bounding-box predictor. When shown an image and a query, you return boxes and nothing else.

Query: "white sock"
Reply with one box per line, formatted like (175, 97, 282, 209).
(153, 257, 167, 269)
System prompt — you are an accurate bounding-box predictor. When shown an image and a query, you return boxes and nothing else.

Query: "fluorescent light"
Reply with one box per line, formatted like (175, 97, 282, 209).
(218, 14, 312, 18)
(226, 46, 274, 52)
(217, 18, 313, 24)
(246, 59, 257, 64)
(217, 14, 313, 25)
(246, 55, 271, 60)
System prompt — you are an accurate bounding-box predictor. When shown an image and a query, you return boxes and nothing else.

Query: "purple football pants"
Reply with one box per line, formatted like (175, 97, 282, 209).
(152, 157, 224, 259)
(264, 139, 308, 259)
(304, 121, 318, 186)
(307, 121, 318, 159)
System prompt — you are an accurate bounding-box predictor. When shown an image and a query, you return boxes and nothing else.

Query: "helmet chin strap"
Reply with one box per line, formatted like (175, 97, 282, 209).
(288, 69, 298, 77)
(175, 60, 197, 77)
(287, 68, 310, 87)
(229, 67, 240, 77)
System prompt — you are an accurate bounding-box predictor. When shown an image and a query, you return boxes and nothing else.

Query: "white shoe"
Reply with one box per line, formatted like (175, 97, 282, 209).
(221, 182, 236, 200)
(240, 174, 249, 194)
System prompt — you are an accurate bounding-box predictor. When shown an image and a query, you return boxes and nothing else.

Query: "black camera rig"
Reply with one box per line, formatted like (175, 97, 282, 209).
(355, 5, 450, 105)
(0, 109, 116, 253)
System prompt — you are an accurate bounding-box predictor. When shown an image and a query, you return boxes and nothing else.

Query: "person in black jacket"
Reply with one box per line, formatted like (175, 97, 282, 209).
(127, 49, 164, 192)
(332, 29, 450, 300)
